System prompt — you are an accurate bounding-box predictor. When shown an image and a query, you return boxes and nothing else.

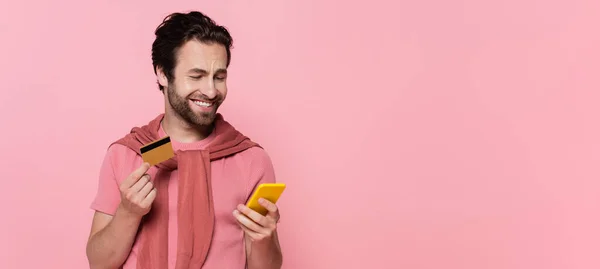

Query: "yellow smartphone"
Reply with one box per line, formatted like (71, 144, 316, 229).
(245, 183, 286, 215)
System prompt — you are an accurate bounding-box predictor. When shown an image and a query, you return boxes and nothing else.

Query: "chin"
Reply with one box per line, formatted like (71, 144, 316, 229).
(191, 111, 217, 126)
(173, 101, 220, 127)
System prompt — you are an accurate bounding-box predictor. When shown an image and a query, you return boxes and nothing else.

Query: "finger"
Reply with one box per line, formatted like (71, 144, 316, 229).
(258, 198, 280, 220)
(237, 220, 261, 238)
(233, 209, 264, 233)
(130, 174, 150, 193)
(138, 181, 154, 197)
(140, 188, 157, 207)
(121, 162, 151, 188)
(236, 204, 269, 227)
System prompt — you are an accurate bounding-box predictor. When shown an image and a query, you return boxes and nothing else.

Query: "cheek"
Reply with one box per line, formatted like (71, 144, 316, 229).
(217, 82, 228, 97)
(177, 79, 197, 95)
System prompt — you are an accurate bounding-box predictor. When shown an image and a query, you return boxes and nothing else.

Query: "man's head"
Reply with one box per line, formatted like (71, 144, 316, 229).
(152, 11, 233, 126)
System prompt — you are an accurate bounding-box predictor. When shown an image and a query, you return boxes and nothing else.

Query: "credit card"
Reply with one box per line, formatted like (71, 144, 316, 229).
(140, 136, 175, 166)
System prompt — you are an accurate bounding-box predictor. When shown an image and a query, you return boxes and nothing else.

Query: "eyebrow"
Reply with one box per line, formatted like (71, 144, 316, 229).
(188, 68, 227, 75)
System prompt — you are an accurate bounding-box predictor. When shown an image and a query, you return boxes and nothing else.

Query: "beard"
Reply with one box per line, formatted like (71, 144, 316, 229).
(166, 83, 222, 127)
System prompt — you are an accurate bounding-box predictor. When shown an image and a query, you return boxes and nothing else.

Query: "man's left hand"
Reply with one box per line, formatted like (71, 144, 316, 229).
(233, 198, 280, 243)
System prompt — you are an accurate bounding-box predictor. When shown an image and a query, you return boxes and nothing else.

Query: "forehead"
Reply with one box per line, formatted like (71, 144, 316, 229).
(175, 39, 228, 70)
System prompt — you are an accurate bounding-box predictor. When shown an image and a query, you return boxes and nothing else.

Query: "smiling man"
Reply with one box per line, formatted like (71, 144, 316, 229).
(85, 11, 283, 269)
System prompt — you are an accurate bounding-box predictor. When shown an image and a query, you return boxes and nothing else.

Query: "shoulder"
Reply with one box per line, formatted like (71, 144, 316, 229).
(91, 143, 142, 215)
(233, 146, 277, 187)
(103, 143, 143, 184)
(235, 146, 275, 170)
(225, 145, 276, 179)
(105, 143, 140, 165)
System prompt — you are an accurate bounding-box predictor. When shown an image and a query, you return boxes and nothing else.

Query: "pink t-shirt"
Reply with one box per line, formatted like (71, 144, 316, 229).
(90, 124, 276, 269)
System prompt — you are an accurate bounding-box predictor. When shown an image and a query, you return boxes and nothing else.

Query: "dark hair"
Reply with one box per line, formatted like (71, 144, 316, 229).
(151, 11, 233, 91)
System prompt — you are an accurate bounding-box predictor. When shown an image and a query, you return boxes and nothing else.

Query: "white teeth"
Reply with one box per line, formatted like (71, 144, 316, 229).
(193, 100, 212, 107)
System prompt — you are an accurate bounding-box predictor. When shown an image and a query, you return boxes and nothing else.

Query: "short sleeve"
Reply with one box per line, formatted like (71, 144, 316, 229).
(244, 147, 277, 200)
(90, 145, 123, 215)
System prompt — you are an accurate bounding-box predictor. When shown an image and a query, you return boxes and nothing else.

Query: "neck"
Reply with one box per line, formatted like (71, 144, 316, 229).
(161, 109, 214, 143)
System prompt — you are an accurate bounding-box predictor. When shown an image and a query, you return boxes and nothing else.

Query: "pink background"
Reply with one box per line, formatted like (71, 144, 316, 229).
(1, 0, 600, 268)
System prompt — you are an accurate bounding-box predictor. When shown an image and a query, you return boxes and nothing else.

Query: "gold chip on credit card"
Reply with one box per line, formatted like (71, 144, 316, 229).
(140, 136, 175, 166)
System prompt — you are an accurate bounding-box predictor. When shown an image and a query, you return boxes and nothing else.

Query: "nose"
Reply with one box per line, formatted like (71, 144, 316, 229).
(200, 78, 217, 99)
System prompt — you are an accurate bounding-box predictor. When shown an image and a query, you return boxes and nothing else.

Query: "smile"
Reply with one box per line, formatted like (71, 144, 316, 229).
(191, 99, 213, 108)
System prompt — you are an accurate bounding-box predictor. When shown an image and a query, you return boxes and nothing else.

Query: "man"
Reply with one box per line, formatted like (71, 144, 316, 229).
(86, 11, 283, 269)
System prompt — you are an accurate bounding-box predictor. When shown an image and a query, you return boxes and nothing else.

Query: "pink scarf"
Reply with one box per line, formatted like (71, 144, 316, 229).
(112, 113, 259, 269)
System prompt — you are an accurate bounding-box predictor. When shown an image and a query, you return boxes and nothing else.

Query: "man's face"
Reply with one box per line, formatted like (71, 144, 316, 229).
(160, 40, 229, 126)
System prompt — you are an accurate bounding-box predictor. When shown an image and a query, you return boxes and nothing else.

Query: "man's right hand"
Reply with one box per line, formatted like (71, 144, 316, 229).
(87, 162, 156, 269)
(118, 162, 157, 217)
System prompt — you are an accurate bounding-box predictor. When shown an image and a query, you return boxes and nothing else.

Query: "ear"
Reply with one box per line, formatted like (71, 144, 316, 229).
(156, 67, 169, 88)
